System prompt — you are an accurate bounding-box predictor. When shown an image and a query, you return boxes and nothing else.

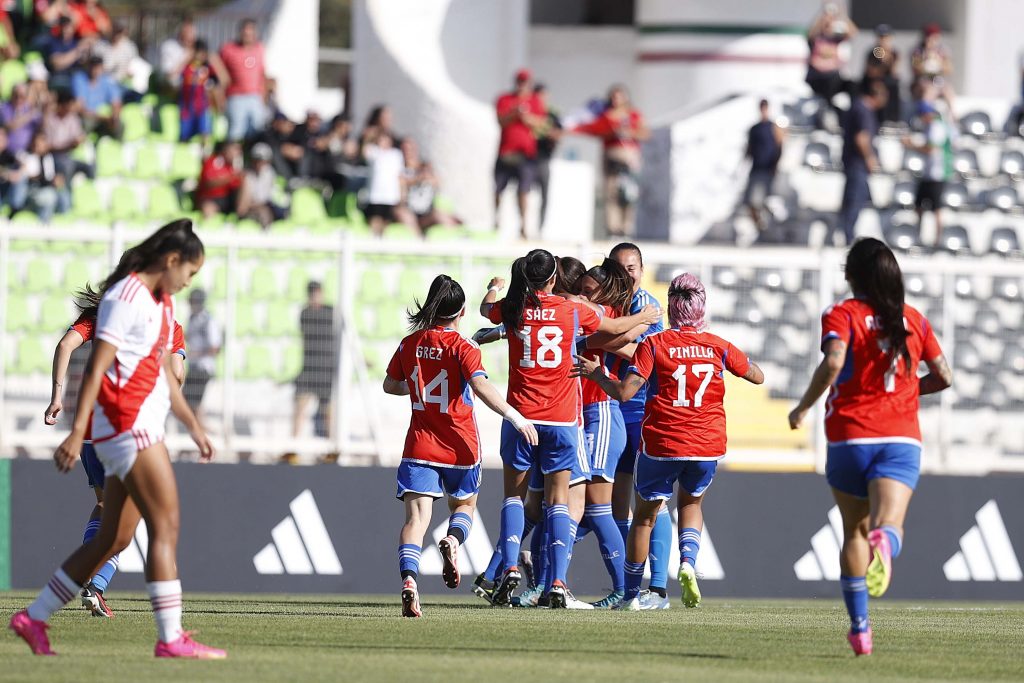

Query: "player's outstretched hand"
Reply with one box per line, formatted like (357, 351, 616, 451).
(487, 277, 506, 292)
(44, 399, 62, 425)
(572, 354, 601, 379)
(788, 406, 808, 430)
(472, 327, 499, 345)
(191, 428, 216, 462)
(53, 433, 81, 473)
(639, 304, 662, 325)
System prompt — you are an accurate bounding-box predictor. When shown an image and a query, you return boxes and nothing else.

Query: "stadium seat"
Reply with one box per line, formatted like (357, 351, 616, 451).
(954, 274, 975, 298)
(234, 218, 263, 234)
(425, 225, 464, 242)
(212, 114, 229, 142)
(120, 104, 149, 142)
(975, 306, 1002, 337)
(326, 191, 348, 218)
(5, 296, 33, 331)
(39, 296, 72, 332)
(884, 223, 921, 251)
(242, 344, 274, 379)
(397, 269, 425, 303)
(290, 188, 328, 226)
(802, 142, 833, 172)
(0, 59, 27, 100)
(999, 149, 1024, 179)
(984, 185, 1019, 212)
(953, 148, 980, 179)
(62, 260, 91, 291)
(940, 181, 970, 210)
(960, 111, 992, 138)
(383, 223, 418, 241)
(70, 180, 104, 218)
(158, 104, 180, 142)
(780, 297, 811, 328)
(938, 225, 971, 254)
(133, 143, 163, 179)
(147, 183, 181, 219)
(23, 258, 55, 293)
(890, 181, 916, 209)
(989, 227, 1021, 255)
(279, 342, 302, 382)
(249, 264, 279, 299)
(992, 276, 1022, 300)
(286, 267, 313, 302)
(755, 268, 784, 291)
(712, 266, 740, 290)
(358, 269, 390, 305)
(9, 210, 41, 225)
(170, 144, 201, 180)
(109, 185, 141, 221)
(95, 138, 125, 177)
(234, 301, 259, 336)
(902, 149, 926, 176)
(265, 301, 298, 337)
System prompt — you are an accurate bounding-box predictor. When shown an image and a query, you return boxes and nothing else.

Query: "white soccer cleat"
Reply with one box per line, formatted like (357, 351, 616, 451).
(563, 588, 595, 610)
(633, 589, 671, 610)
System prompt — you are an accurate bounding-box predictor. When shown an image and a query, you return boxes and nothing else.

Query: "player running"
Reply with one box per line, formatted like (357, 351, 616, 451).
(481, 248, 659, 608)
(384, 274, 538, 617)
(788, 238, 952, 656)
(576, 273, 764, 610)
(9, 219, 226, 659)
(45, 292, 187, 618)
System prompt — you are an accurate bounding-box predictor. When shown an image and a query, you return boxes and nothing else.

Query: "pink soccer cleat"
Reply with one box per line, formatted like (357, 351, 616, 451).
(401, 578, 422, 618)
(866, 529, 893, 598)
(9, 610, 55, 656)
(154, 631, 227, 659)
(847, 628, 873, 656)
(438, 536, 461, 589)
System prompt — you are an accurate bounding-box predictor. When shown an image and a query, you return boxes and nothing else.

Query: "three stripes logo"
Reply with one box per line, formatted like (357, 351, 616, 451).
(794, 506, 843, 581)
(253, 490, 343, 575)
(419, 510, 493, 576)
(943, 500, 1022, 582)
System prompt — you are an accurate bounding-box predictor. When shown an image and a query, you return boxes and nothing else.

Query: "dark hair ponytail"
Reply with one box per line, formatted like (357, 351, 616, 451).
(555, 256, 586, 296)
(845, 238, 911, 375)
(583, 258, 632, 316)
(407, 274, 466, 331)
(75, 218, 204, 318)
(501, 248, 557, 330)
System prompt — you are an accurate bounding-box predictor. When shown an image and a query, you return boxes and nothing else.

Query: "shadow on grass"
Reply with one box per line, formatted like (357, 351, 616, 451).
(255, 641, 739, 660)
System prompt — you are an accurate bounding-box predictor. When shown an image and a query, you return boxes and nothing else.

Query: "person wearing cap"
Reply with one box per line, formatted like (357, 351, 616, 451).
(837, 79, 887, 245)
(864, 24, 901, 125)
(293, 281, 337, 441)
(903, 101, 955, 246)
(236, 142, 287, 228)
(805, 3, 858, 111)
(182, 288, 221, 425)
(71, 54, 122, 138)
(495, 68, 547, 238)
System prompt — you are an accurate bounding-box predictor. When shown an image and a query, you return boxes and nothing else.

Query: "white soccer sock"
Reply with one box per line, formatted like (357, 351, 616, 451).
(27, 569, 80, 621)
(147, 579, 183, 643)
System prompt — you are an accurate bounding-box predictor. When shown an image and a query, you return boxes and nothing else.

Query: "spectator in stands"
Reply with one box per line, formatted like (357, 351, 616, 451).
(573, 84, 650, 237)
(250, 111, 302, 180)
(182, 288, 221, 428)
(1, 84, 43, 156)
(159, 16, 196, 92)
(179, 39, 226, 146)
(324, 114, 360, 191)
(45, 15, 91, 92)
(744, 99, 784, 231)
(903, 101, 955, 246)
(912, 23, 954, 103)
(805, 3, 857, 111)
(533, 83, 562, 228)
(236, 142, 287, 228)
(20, 130, 67, 222)
(96, 23, 143, 101)
(0, 126, 27, 212)
(26, 61, 52, 109)
(68, 0, 111, 40)
(293, 281, 336, 440)
(196, 140, 243, 218)
(72, 55, 122, 138)
(359, 104, 394, 148)
(864, 24, 901, 126)
(289, 109, 331, 181)
(363, 130, 417, 236)
(495, 69, 546, 238)
(838, 80, 887, 245)
(401, 137, 459, 232)
(43, 90, 90, 181)
(0, 7, 19, 59)
(220, 18, 268, 141)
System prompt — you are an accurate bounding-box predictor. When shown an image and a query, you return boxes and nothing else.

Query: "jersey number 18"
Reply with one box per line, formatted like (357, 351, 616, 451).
(518, 326, 563, 369)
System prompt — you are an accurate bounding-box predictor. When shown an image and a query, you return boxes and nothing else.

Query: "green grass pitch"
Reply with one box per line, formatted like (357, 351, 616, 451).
(1, 592, 1021, 682)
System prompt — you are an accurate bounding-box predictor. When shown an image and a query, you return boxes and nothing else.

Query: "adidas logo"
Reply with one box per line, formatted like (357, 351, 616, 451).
(642, 511, 724, 580)
(253, 490, 343, 575)
(943, 500, 1022, 582)
(419, 511, 493, 576)
(794, 506, 843, 581)
(506, 535, 520, 545)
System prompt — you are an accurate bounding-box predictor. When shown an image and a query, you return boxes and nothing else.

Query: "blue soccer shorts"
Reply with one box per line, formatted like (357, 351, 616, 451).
(826, 440, 921, 499)
(79, 442, 106, 489)
(615, 419, 643, 475)
(584, 401, 626, 483)
(502, 421, 589, 481)
(634, 452, 718, 501)
(395, 460, 481, 501)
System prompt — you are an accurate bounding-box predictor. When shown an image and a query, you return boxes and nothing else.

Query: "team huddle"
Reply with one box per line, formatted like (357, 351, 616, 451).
(6, 219, 951, 660)
(384, 239, 952, 657)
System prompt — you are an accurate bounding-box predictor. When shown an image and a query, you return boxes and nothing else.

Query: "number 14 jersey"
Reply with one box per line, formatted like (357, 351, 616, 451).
(488, 293, 601, 426)
(386, 326, 488, 468)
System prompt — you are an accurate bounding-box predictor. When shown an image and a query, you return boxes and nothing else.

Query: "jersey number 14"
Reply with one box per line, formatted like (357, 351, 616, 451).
(411, 368, 449, 413)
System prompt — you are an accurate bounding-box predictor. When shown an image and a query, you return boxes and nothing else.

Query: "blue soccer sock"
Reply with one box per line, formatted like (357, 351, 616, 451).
(91, 556, 119, 593)
(82, 518, 101, 545)
(624, 560, 645, 601)
(649, 507, 672, 591)
(447, 512, 473, 546)
(499, 497, 525, 573)
(840, 575, 870, 633)
(523, 515, 537, 544)
(586, 504, 625, 592)
(567, 519, 579, 564)
(484, 545, 503, 582)
(678, 527, 701, 568)
(547, 504, 572, 586)
(879, 525, 903, 558)
(615, 517, 630, 546)
(532, 513, 548, 589)
(573, 517, 592, 544)
(399, 544, 421, 580)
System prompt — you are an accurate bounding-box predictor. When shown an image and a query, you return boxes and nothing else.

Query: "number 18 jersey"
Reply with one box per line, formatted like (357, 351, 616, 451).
(628, 327, 750, 459)
(386, 326, 487, 468)
(488, 293, 601, 425)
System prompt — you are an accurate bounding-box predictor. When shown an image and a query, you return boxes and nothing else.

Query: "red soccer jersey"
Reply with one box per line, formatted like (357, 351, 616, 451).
(196, 154, 242, 203)
(628, 328, 750, 459)
(386, 327, 487, 468)
(581, 305, 617, 406)
(820, 299, 942, 444)
(487, 292, 601, 425)
(495, 92, 545, 158)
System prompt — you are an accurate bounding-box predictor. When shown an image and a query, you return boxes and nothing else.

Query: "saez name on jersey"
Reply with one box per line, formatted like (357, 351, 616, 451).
(524, 308, 557, 322)
(416, 346, 444, 360)
(668, 345, 716, 360)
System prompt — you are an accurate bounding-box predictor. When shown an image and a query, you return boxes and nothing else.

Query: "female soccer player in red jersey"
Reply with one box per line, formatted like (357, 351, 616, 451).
(383, 274, 537, 617)
(480, 248, 659, 608)
(789, 238, 952, 656)
(44, 300, 186, 618)
(577, 273, 764, 610)
(10, 220, 225, 659)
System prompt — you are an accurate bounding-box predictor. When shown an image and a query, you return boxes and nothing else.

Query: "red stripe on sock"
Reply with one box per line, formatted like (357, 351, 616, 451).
(48, 578, 75, 603)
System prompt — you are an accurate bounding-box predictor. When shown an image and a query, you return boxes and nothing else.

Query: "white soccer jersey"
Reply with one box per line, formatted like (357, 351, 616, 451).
(92, 274, 176, 449)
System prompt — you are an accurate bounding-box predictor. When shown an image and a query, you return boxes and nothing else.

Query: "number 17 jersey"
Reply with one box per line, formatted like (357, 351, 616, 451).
(386, 326, 487, 468)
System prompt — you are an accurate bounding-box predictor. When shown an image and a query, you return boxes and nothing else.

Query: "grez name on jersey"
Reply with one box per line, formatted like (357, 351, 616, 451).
(524, 308, 556, 322)
(416, 346, 444, 360)
(668, 346, 715, 360)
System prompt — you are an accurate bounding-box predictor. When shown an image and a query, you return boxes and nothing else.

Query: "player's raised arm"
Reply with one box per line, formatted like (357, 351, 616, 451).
(479, 276, 504, 317)
(788, 338, 846, 429)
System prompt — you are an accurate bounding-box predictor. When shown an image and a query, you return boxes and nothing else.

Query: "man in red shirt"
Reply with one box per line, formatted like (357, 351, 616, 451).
(219, 18, 268, 141)
(196, 140, 243, 217)
(495, 69, 546, 238)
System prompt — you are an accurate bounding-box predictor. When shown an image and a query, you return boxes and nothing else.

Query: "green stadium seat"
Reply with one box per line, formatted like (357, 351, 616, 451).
(109, 185, 140, 221)
(233, 300, 259, 336)
(212, 114, 229, 142)
(433, 193, 457, 214)
(120, 104, 149, 142)
(234, 218, 263, 234)
(265, 301, 297, 337)
(211, 267, 229, 299)
(323, 268, 338, 303)
(140, 93, 159, 108)
(170, 144, 201, 180)
(22, 51, 43, 65)
(358, 269, 389, 305)
(374, 307, 405, 341)
(286, 267, 312, 302)
(290, 188, 328, 227)
(0, 60, 27, 100)
(279, 342, 302, 382)
(62, 260, 91, 292)
(16, 336, 50, 374)
(363, 345, 383, 373)
(95, 138, 125, 177)
(326, 192, 347, 218)
(10, 210, 41, 225)
(147, 183, 180, 219)
(40, 296, 72, 332)
(354, 306, 374, 339)
(248, 264, 279, 300)
(425, 225, 464, 242)
(242, 344, 274, 379)
(133, 143, 163, 179)
(24, 258, 55, 293)
(383, 223, 418, 241)
(5, 296, 34, 331)
(70, 179, 104, 218)
(158, 104, 180, 142)
(398, 269, 426, 303)
(468, 228, 499, 242)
